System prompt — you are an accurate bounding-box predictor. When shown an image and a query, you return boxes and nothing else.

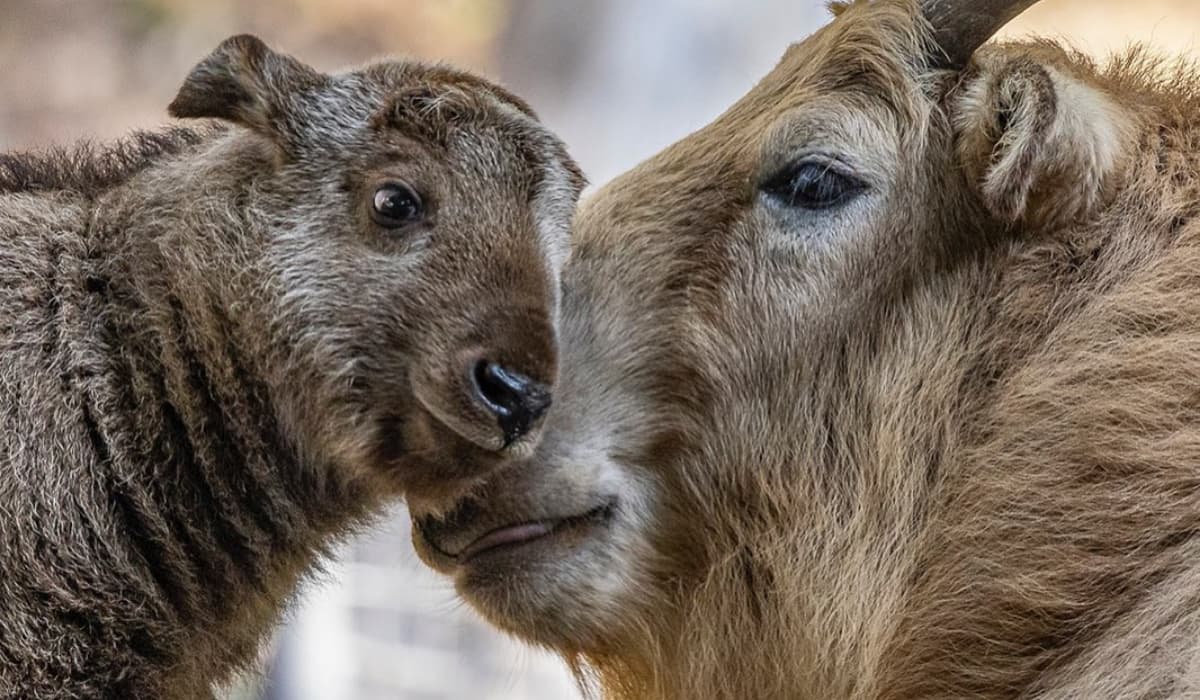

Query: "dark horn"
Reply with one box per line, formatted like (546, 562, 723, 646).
(922, 0, 1042, 68)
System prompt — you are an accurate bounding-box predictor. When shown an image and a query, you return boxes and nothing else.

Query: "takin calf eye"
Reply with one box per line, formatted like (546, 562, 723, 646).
(761, 160, 868, 211)
(371, 182, 425, 229)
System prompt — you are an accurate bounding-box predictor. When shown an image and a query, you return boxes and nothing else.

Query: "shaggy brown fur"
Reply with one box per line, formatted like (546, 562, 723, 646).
(411, 1, 1200, 698)
(0, 35, 581, 698)
(0, 128, 210, 196)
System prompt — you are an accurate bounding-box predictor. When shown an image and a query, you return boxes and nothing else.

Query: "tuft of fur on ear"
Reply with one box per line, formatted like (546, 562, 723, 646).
(168, 34, 325, 146)
(953, 47, 1134, 229)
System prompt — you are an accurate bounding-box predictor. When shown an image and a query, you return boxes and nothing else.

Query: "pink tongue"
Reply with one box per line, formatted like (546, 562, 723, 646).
(462, 521, 554, 560)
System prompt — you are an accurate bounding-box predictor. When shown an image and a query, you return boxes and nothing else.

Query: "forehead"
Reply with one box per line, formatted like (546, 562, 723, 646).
(359, 62, 536, 127)
(588, 4, 926, 185)
(337, 67, 518, 157)
(728, 3, 926, 131)
(312, 61, 582, 194)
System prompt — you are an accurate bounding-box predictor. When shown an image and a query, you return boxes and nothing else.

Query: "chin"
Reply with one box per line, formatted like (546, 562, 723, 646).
(412, 489, 652, 650)
(469, 531, 632, 647)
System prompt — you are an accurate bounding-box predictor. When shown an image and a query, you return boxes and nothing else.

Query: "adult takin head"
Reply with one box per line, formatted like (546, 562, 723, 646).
(0, 34, 581, 698)
(413, 1, 1200, 698)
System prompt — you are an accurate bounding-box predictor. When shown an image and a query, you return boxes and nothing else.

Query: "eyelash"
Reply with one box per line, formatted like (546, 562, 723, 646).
(761, 159, 868, 210)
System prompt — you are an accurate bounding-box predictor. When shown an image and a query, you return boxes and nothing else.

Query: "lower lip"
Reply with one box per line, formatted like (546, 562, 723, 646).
(458, 502, 614, 566)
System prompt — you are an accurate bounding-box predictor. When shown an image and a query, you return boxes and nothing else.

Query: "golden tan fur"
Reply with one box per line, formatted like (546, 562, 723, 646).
(410, 1, 1200, 698)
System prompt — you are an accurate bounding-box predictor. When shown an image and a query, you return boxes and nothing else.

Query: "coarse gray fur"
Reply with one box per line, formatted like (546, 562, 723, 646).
(0, 34, 583, 699)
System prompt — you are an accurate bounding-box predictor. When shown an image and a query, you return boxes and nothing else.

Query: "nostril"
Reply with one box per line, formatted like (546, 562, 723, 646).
(470, 360, 551, 446)
(473, 360, 516, 417)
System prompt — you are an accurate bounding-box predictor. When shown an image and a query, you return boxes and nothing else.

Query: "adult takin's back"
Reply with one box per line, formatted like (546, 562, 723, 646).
(412, 1, 1200, 698)
(0, 34, 582, 698)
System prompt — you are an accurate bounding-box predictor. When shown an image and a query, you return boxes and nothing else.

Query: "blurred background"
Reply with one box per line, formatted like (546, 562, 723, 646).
(2, 0, 1198, 698)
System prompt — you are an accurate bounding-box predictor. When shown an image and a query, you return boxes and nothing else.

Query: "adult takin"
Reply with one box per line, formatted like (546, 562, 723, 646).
(413, 0, 1200, 698)
(0, 34, 581, 698)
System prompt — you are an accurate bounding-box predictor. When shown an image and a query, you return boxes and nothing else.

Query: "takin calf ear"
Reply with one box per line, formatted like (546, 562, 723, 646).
(953, 48, 1135, 229)
(168, 34, 325, 149)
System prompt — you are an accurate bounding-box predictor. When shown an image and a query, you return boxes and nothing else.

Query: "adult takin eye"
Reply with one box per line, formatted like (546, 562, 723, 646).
(762, 160, 868, 210)
(370, 182, 425, 228)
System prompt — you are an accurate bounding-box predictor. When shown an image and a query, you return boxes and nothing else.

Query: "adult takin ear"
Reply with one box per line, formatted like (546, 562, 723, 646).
(952, 46, 1135, 229)
(168, 34, 326, 148)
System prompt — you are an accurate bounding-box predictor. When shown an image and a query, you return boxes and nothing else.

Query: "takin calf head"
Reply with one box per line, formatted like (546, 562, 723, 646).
(411, 1, 1200, 698)
(165, 35, 584, 503)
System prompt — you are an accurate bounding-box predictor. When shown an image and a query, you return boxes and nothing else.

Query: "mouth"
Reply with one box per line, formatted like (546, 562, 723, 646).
(419, 499, 617, 567)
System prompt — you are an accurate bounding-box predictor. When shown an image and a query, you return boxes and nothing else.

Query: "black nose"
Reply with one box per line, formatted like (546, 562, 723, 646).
(471, 360, 551, 446)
